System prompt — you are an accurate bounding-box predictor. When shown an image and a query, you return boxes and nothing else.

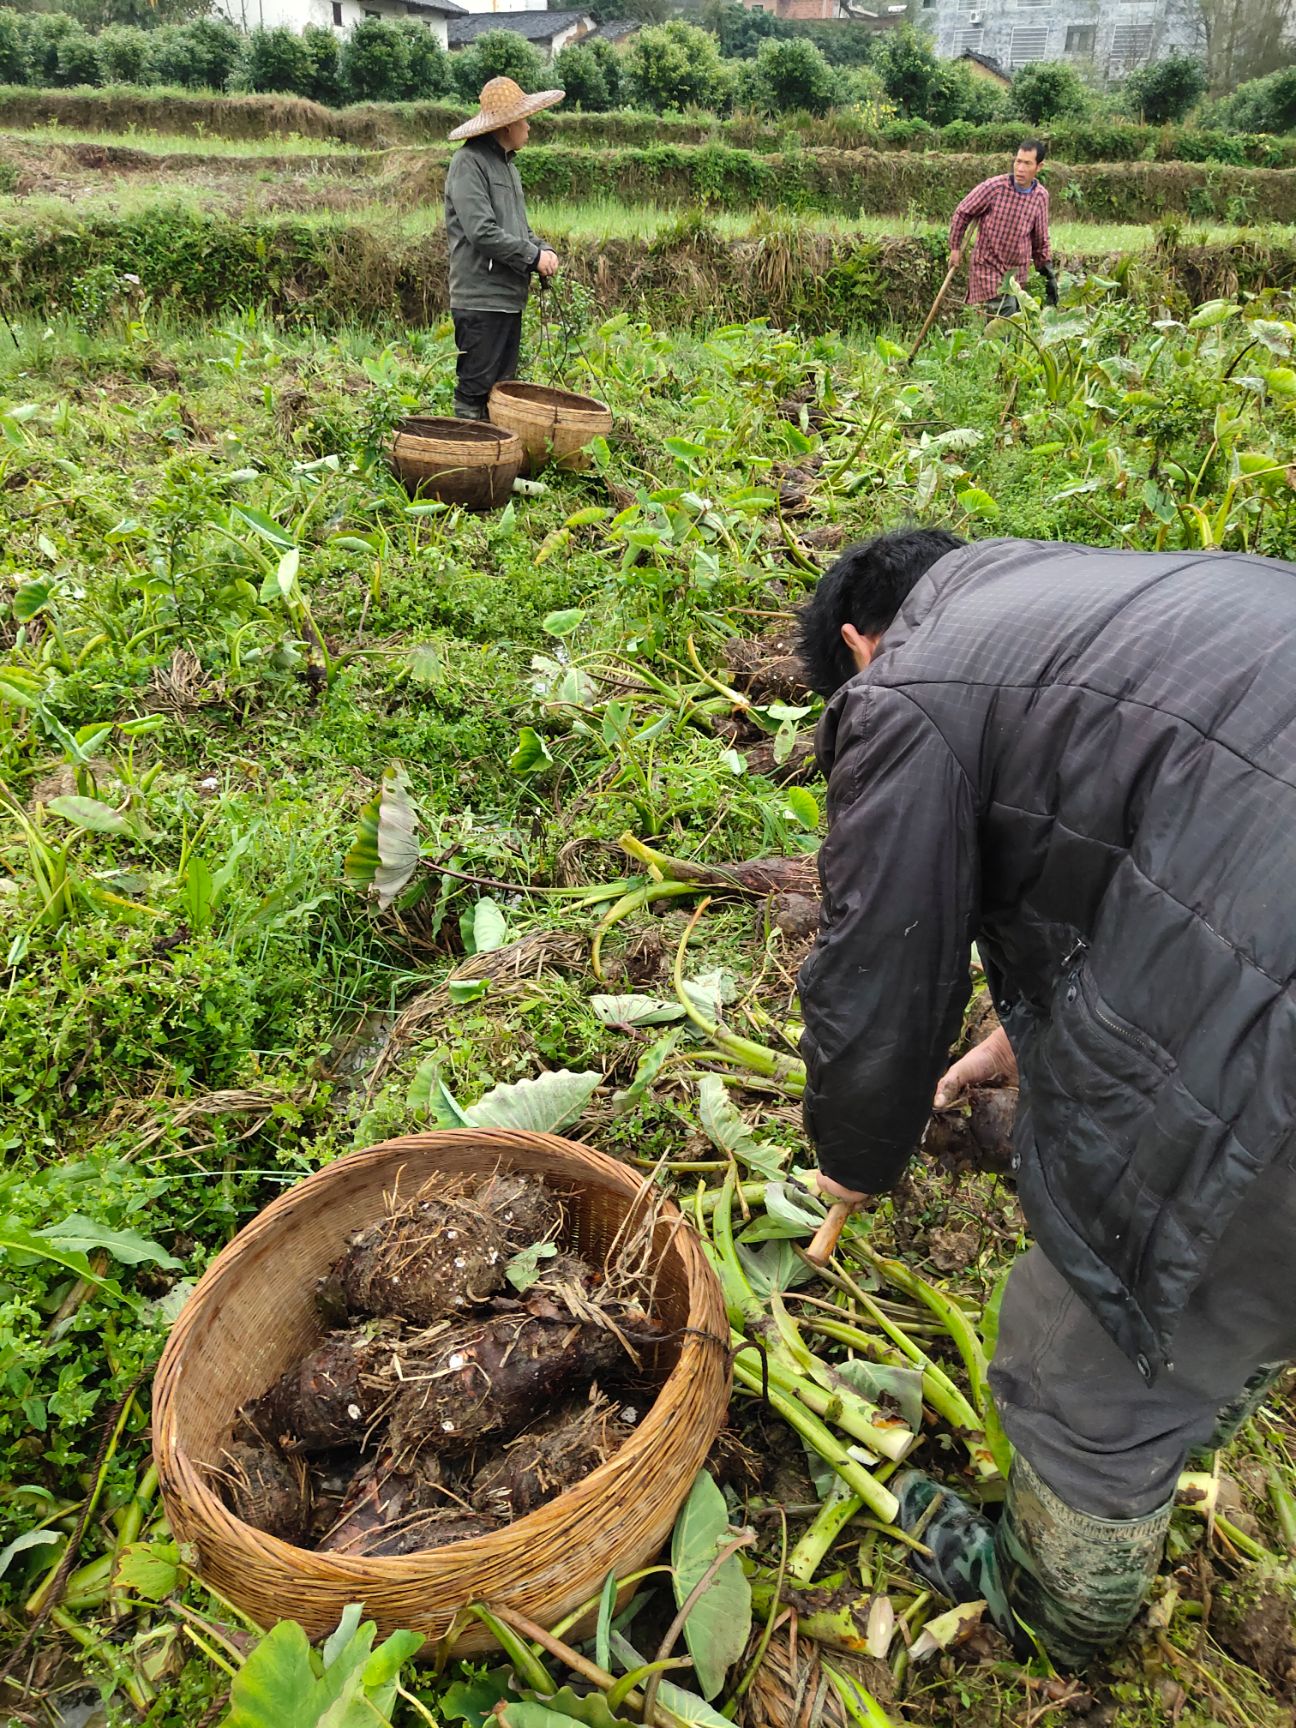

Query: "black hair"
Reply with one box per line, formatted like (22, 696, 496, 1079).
(795, 528, 965, 697)
(1018, 137, 1046, 165)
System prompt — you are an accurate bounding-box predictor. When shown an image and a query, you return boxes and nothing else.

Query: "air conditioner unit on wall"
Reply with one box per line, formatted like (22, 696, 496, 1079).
(968, 11, 983, 22)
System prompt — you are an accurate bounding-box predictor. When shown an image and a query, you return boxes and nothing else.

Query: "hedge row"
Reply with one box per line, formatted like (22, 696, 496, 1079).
(510, 146, 1296, 224)
(1, 204, 1292, 333)
(0, 87, 1293, 171)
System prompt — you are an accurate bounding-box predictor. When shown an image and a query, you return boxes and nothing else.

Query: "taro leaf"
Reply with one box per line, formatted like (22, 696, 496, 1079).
(781, 787, 819, 830)
(910, 1599, 986, 1661)
(225, 1607, 420, 1728)
(1188, 298, 1237, 329)
(697, 1078, 785, 1180)
(680, 969, 736, 1025)
(472, 897, 509, 954)
(0, 1528, 58, 1581)
(13, 577, 54, 621)
(509, 727, 554, 774)
(835, 1360, 925, 1434)
(501, 1708, 589, 1728)
(669, 1470, 752, 1700)
(344, 765, 421, 911)
(590, 995, 686, 1028)
(34, 1214, 181, 1269)
(1250, 319, 1293, 356)
(506, 1240, 558, 1293)
(406, 1060, 471, 1128)
(956, 486, 1000, 521)
(611, 1029, 681, 1115)
(528, 1686, 631, 1728)
(407, 643, 448, 686)
(464, 1069, 601, 1135)
(114, 1539, 180, 1602)
(541, 608, 586, 637)
(608, 1635, 733, 1728)
(736, 1238, 816, 1297)
(448, 978, 491, 1005)
(46, 795, 132, 836)
(441, 1668, 515, 1728)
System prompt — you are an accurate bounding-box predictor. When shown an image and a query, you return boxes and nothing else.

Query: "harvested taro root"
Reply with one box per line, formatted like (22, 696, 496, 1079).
(218, 1438, 312, 1544)
(239, 1325, 395, 1453)
(316, 1447, 486, 1558)
(217, 1169, 665, 1554)
(470, 1393, 635, 1520)
(385, 1307, 646, 1458)
(316, 1171, 563, 1328)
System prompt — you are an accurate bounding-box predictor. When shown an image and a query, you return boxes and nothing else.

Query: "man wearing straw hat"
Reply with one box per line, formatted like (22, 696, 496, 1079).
(445, 77, 565, 421)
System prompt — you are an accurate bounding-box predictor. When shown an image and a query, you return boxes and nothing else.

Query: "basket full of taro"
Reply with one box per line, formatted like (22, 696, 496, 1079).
(152, 1131, 730, 1647)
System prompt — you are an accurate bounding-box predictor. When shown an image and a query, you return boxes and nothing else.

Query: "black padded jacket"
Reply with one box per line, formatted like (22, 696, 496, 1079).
(797, 538, 1296, 1380)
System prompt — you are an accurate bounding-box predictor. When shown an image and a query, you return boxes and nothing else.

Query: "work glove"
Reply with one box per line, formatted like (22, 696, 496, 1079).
(1040, 264, 1060, 308)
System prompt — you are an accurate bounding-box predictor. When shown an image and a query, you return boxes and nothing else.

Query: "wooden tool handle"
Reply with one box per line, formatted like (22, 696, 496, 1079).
(907, 262, 959, 364)
(804, 1201, 853, 1268)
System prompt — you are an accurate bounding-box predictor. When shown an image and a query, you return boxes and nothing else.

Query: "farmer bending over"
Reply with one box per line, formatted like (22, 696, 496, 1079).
(949, 139, 1057, 314)
(795, 529, 1296, 1667)
(445, 78, 563, 420)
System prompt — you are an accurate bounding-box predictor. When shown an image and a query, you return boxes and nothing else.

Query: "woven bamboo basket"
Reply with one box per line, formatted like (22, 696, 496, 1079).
(388, 416, 523, 510)
(152, 1130, 730, 1650)
(487, 382, 613, 474)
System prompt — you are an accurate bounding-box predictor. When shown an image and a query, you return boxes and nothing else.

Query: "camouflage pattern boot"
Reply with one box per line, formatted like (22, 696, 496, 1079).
(893, 1472, 1014, 1635)
(995, 1452, 1172, 1670)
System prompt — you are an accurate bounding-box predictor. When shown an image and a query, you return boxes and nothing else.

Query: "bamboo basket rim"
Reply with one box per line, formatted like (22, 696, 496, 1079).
(391, 416, 523, 466)
(489, 381, 613, 422)
(152, 1130, 729, 1599)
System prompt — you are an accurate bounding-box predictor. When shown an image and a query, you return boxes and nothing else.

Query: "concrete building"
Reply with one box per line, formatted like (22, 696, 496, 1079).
(917, 0, 1203, 82)
(738, 0, 910, 21)
(447, 8, 596, 58)
(222, 0, 468, 50)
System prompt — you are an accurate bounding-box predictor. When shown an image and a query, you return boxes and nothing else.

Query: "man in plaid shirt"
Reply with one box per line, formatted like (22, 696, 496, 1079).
(949, 139, 1059, 312)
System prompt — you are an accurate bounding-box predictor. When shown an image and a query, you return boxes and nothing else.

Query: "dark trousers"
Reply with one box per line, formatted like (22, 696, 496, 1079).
(452, 308, 522, 420)
(991, 1147, 1296, 1518)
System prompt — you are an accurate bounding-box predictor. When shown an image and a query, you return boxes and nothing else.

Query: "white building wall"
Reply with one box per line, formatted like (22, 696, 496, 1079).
(919, 0, 1201, 82)
(218, 0, 451, 47)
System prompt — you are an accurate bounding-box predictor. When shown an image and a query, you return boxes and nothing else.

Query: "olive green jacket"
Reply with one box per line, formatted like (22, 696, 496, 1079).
(445, 135, 542, 313)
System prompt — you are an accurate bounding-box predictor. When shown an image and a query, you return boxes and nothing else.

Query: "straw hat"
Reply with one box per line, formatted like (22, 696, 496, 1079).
(449, 77, 565, 142)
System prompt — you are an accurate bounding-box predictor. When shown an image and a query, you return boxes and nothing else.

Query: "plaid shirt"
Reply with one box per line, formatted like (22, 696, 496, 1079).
(950, 174, 1051, 305)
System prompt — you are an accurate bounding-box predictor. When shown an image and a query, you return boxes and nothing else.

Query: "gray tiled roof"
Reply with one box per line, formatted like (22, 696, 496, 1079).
(448, 8, 592, 46)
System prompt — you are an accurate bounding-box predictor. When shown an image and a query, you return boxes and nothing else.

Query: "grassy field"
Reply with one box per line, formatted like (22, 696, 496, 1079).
(0, 272, 1293, 1727)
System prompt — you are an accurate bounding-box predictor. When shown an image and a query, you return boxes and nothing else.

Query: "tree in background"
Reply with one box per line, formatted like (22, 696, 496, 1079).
(871, 23, 946, 117)
(451, 29, 547, 102)
(243, 25, 309, 95)
(1123, 52, 1207, 123)
(55, 21, 99, 82)
(552, 39, 615, 111)
(17, 9, 79, 82)
(396, 20, 450, 99)
(340, 16, 409, 103)
(702, 0, 788, 60)
(299, 24, 341, 106)
(622, 19, 729, 111)
(739, 36, 835, 117)
(1011, 59, 1091, 123)
(147, 19, 243, 91)
(96, 22, 149, 81)
(1198, 0, 1294, 92)
(0, 5, 27, 80)
(1212, 63, 1296, 133)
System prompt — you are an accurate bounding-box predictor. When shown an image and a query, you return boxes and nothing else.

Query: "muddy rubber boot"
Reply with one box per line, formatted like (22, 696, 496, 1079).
(1204, 1362, 1287, 1452)
(453, 399, 489, 421)
(995, 1452, 1171, 1670)
(894, 1472, 1014, 1633)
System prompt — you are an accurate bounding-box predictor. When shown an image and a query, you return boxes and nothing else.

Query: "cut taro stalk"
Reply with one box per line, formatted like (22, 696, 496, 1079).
(215, 1438, 313, 1543)
(383, 1304, 658, 1461)
(316, 1447, 480, 1557)
(470, 1392, 637, 1520)
(238, 1325, 396, 1453)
